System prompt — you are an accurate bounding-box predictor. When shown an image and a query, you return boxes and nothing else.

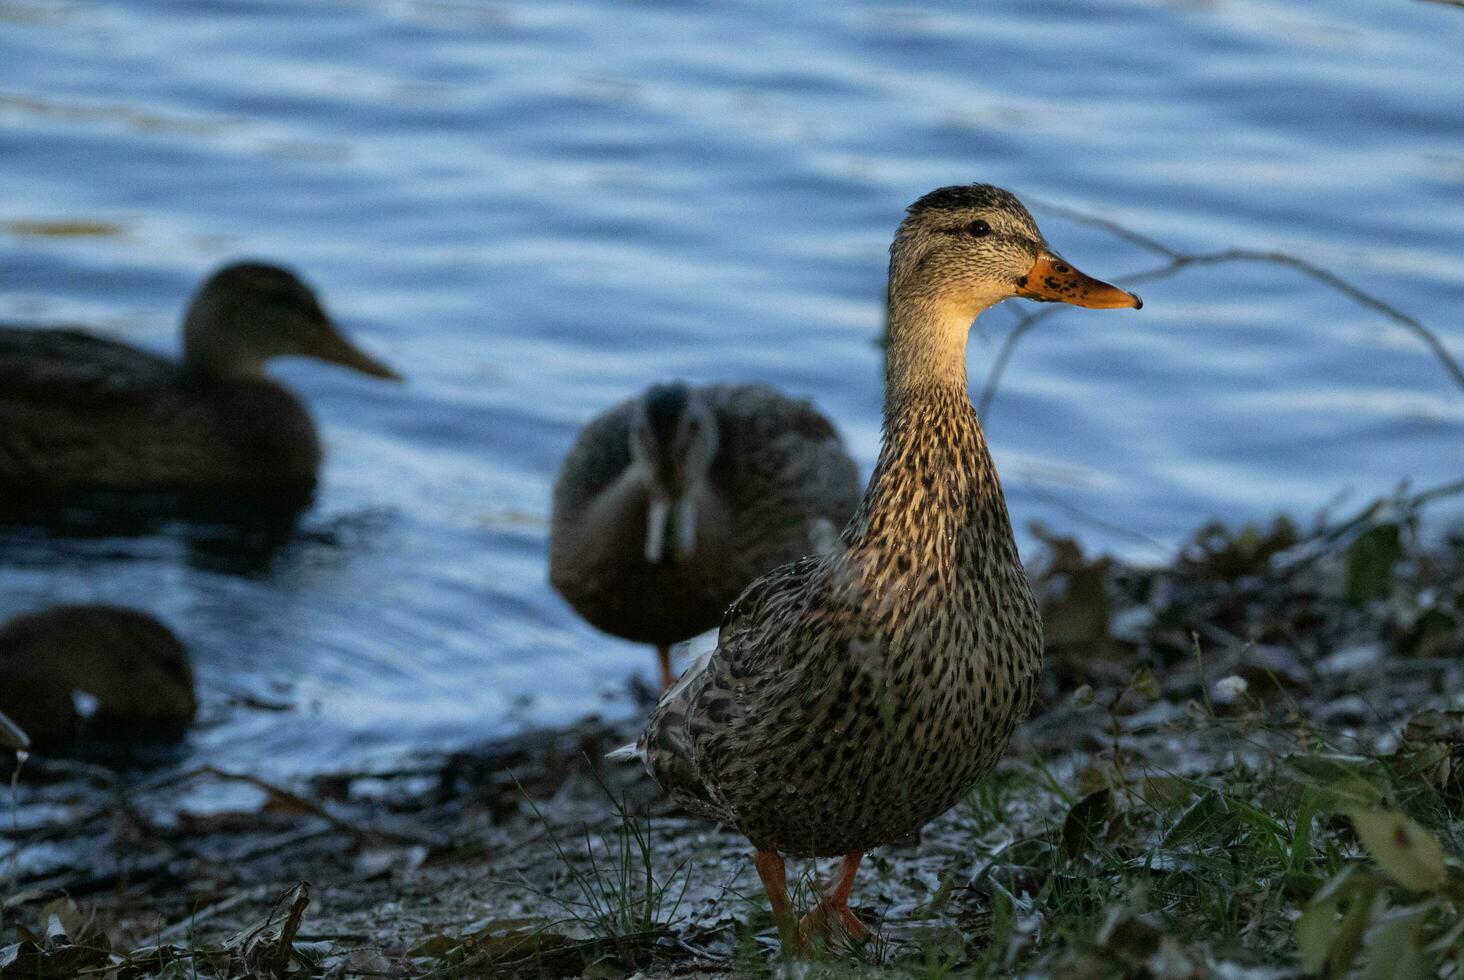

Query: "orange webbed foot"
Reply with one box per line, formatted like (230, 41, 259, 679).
(797, 852, 871, 951)
(799, 898, 870, 948)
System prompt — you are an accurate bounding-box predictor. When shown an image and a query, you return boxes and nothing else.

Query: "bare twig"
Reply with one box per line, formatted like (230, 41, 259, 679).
(976, 306, 1058, 418)
(198, 766, 440, 849)
(1414, 477, 1464, 507)
(5, 762, 445, 907)
(1015, 480, 1175, 557)
(0, 709, 28, 753)
(158, 883, 277, 942)
(2, 736, 27, 935)
(1278, 477, 1464, 573)
(22, 846, 178, 897)
(1028, 198, 1181, 260)
(977, 205, 1464, 419)
(1146, 248, 1464, 393)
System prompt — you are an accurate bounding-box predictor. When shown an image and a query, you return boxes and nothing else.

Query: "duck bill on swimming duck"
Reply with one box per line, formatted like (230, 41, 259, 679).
(1015, 252, 1142, 309)
(307, 320, 403, 381)
(644, 495, 696, 565)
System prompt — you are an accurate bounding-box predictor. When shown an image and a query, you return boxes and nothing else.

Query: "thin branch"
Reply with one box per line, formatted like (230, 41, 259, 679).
(158, 883, 277, 942)
(1163, 249, 1464, 393)
(976, 307, 1055, 418)
(198, 766, 441, 849)
(2, 744, 26, 936)
(1414, 476, 1464, 506)
(1030, 199, 1181, 260)
(976, 222, 1464, 418)
(1014, 479, 1176, 557)
(0, 710, 28, 752)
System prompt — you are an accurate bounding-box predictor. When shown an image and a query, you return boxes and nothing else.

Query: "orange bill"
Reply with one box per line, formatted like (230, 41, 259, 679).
(1016, 253, 1142, 309)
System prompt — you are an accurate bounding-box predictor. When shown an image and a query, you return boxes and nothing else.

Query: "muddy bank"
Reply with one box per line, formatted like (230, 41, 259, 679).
(2, 487, 1462, 978)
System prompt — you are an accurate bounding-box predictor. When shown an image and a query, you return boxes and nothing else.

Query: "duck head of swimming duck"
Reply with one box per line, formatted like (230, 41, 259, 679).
(888, 184, 1142, 324)
(182, 261, 402, 382)
(628, 382, 718, 565)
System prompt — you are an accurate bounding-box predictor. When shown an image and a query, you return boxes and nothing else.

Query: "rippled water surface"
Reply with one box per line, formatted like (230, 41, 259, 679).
(2, 0, 1461, 776)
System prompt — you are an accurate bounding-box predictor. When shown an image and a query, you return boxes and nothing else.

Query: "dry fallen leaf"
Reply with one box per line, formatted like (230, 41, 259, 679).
(1349, 809, 1446, 893)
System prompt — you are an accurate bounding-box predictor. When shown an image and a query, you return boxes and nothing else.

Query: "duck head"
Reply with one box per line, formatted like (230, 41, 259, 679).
(182, 262, 401, 381)
(628, 382, 718, 565)
(889, 184, 1141, 322)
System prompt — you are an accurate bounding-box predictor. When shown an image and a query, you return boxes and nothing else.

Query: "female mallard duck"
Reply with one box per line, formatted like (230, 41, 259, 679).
(550, 382, 861, 689)
(0, 604, 196, 752)
(0, 261, 399, 497)
(621, 184, 1142, 951)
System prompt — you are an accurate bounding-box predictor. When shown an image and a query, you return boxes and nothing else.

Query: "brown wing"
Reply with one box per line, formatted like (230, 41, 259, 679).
(641, 554, 827, 819)
(0, 326, 179, 401)
(0, 326, 318, 489)
(548, 394, 636, 521)
(703, 383, 862, 573)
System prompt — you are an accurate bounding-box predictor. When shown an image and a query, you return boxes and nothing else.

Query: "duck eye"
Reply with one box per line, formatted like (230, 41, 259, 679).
(966, 219, 992, 238)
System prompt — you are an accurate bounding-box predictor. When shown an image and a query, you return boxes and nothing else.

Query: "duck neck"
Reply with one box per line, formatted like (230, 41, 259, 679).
(182, 305, 264, 381)
(881, 294, 972, 410)
(849, 295, 1017, 573)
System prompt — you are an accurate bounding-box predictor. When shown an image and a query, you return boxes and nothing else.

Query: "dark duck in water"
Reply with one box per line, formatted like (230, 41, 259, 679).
(0, 604, 197, 753)
(617, 184, 1142, 952)
(0, 261, 399, 506)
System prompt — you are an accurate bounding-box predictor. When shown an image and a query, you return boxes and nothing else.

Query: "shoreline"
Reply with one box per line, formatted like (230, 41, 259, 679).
(3, 492, 1461, 977)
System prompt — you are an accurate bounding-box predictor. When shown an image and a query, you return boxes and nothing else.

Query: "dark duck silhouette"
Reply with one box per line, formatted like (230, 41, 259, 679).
(0, 261, 399, 508)
(0, 604, 197, 753)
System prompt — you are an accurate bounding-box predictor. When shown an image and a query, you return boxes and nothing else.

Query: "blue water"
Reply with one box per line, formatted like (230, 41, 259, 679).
(1, 0, 1461, 776)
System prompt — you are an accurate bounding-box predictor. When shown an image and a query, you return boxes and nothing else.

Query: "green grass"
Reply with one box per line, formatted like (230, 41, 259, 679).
(905, 700, 1464, 978)
(513, 770, 691, 971)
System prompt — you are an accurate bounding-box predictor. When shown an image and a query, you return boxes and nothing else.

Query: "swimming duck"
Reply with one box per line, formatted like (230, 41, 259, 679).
(550, 382, 861, 689)
(0, 604, 197, 752)
(621, 185, 1141, 952)
(0, 261, 399, 497)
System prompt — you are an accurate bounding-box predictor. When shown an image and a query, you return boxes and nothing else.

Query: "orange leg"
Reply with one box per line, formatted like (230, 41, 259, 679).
(753, 849, 805, 953)
(656, 644, 676, 692)
(801, 852, 869, 943)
